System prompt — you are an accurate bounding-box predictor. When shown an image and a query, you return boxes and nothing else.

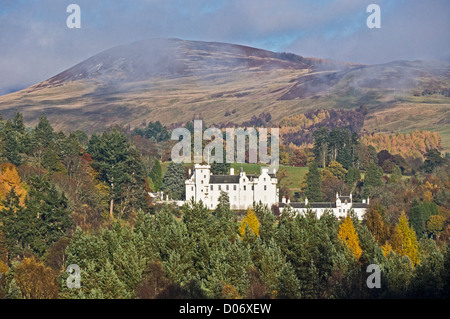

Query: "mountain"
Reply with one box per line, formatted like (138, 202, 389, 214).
(0, 38, 449, 151)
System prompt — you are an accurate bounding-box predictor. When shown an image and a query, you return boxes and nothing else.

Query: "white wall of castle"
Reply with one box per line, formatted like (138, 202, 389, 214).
(186, 164, 278, 210)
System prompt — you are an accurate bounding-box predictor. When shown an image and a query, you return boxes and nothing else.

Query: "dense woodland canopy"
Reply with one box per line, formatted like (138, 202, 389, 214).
(0, 112, 448, 299)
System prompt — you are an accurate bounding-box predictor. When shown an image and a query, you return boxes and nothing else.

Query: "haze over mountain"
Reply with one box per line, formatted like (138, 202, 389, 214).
(0, 38, 449, 150)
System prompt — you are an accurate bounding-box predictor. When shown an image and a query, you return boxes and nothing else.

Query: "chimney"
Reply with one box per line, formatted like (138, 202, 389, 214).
(362, 199, 366, 204)
(305, 197, 309, 205)
(287, 198, 291, 204)
(188, 169, 191, 176)
(336, 192, 339, 200)
(230, 168, 234, 175)
(282, 196, 286, 204)
(350, 193, 352, 201)
(367, 197, 370, 205)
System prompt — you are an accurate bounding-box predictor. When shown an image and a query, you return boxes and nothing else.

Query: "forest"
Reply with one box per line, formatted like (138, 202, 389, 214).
(0, 112, 449, 299)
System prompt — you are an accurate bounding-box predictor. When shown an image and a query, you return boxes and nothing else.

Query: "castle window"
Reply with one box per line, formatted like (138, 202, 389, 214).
(264, 185, 267, 191)
(234, 185, 236, 191)
(244, 186, 246, 191)
(218, 185, 221, 190)
(191, 187, 194, 191)
(251, 186, 254, 191)
(201, 180, 203, 184)
(211, 185, 213, 191)
(226, 185, 229, 191)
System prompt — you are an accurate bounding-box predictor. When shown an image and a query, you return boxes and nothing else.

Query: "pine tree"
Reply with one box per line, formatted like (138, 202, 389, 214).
(42, 144, 65, 172)
(149, 159, 163, 191)
(389, 165, 402, 184)
(363, 162, 383, 197)
(346, 166, 361, 186)
(304, 161, 323, 202)
(0, 229, 7, 264)
(1, 175, 72, 257)
(409, 199, 425, 237)
(2, 121, 22, 166)
(338, 214, 362, 260)
(0, 188, 27, 256)
(87, 129, 148, 217)
(161, 162, 185, 200)
(33, 114, 55, 149)
(215, 191, 237, 242)
(254, 202, 276, 242)
(313, 127, 328, 168)
(277, 262, 301, 299)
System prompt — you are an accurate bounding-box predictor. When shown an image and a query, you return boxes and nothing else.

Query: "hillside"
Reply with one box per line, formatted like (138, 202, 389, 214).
(0, 38, 449, 151)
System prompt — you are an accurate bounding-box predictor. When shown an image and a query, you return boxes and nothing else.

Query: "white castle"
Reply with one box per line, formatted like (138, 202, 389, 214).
(185, 164, 279, 210)
(182, 164, 369, 219)
(279, 193, 369, 219)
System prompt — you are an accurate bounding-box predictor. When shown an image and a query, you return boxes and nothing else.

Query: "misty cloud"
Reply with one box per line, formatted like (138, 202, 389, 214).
(0, 0, 449, 95)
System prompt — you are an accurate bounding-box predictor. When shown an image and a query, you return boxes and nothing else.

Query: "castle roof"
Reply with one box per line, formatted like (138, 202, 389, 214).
(278, 202, 368, 209)
(208, 172, 275, 184)
(247, 174, 276, 179)
(209, 175, 240, 184)
(279, 202, 336, 209)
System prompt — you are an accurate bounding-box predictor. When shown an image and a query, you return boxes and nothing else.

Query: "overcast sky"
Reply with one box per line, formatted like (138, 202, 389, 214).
(1, 0, 449, 95)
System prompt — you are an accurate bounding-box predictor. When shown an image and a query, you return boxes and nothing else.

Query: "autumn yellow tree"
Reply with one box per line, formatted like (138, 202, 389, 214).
(391, 212, 420, 266)
(239, 209, 260, 238)
(338, 214, 362, 260)
(14, 257, 59, 299)
(426, 215, 445, 239)
(365, 205, 389, 244)
(382, 242, 393, 258)
(0, 163, 27, 208)
(221, 283, 241, 299)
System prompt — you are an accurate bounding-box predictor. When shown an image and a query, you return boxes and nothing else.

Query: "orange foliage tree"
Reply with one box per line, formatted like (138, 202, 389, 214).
(338, 214, 363, 260)
(0, 163, 27, 209)
(361, 131, 442, 160)
(14, 256, 59, 299)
